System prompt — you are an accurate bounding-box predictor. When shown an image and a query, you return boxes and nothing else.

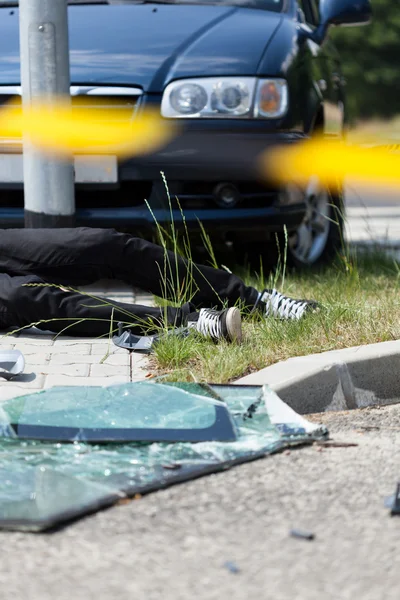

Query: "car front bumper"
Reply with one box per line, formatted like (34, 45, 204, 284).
(0, 129, 308, 234)
(119, 128, 307, 181)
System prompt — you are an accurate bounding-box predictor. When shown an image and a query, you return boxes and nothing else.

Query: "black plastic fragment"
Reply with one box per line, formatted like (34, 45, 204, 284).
(290, 528, 315, 540)
(112, 322, 154, 353)
(112, 322, 189, 353)
(387, 482, 400, 515)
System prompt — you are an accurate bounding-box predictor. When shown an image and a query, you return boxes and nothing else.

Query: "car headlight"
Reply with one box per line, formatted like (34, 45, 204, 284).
(161, 77, 288, 119)
(254, 79, 288, 118)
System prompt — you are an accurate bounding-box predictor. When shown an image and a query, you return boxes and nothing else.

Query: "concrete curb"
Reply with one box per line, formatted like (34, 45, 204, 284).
(235, 340, 400, 414)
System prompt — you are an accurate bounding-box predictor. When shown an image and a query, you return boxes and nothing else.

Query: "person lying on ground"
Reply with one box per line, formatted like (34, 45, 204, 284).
(0, 227, 318, 343)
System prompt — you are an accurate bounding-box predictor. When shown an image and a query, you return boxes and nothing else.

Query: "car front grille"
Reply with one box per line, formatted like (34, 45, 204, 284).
(0, 85, 143, 152)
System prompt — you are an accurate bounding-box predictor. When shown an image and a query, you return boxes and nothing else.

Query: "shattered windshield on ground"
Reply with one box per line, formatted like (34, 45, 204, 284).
(1, 381, 238, 443)
(0, 381, 327, 531)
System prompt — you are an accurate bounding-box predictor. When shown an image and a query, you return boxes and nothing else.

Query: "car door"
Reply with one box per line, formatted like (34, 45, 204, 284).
(299, 0, 345, 136)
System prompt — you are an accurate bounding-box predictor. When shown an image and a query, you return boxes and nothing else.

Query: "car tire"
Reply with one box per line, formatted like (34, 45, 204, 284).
(285, 179, 345, 269)
(237, 181, 345, 271)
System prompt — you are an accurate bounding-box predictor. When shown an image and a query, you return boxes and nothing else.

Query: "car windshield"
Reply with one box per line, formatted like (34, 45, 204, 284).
(0, 0, 285, 13)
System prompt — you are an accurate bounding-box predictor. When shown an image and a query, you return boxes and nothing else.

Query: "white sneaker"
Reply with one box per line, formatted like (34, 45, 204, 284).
(260, 289, 319, 320)
(188, 307, 242, 343)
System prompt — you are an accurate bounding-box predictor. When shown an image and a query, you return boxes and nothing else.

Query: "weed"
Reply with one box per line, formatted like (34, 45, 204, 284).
(3, 175, 398, 384)
(151, 247, 399, 382)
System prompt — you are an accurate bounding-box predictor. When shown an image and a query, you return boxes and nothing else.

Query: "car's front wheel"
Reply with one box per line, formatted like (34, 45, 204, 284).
(237, 178, 345, 271)
(286, 177, 345, 268)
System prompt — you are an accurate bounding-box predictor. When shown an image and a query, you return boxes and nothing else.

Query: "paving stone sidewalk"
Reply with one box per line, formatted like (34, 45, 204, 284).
(0, 280, 153, 401)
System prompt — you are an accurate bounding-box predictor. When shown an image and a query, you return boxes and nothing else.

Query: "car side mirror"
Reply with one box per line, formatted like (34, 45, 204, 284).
(301, 0, 372, 44)
(320, 0, 372, 26)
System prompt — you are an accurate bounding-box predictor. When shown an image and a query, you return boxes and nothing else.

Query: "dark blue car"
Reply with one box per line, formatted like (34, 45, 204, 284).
(0, 0, 371, 266)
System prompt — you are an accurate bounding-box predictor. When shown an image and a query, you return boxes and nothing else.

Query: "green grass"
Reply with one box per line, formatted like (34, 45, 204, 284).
(150, 248, 400, 383)
(5, 174, 398, 383)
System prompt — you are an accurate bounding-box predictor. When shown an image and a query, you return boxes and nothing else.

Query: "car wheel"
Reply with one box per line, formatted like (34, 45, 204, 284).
(286, 177, 344, 268)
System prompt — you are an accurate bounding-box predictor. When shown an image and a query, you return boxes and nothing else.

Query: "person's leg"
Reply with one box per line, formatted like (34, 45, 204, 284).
(0, 228, 318, 319)
(0, 274, 189, 337)
(0, 228, 119, 284)
(94, 231, 319, 319)
(110, 233, 261, 310)
(0, 274, 242, 341)
(0, 228, 260, 309)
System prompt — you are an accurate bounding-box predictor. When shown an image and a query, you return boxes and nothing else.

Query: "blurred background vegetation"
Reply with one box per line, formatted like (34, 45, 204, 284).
(331, 0, 399, 123)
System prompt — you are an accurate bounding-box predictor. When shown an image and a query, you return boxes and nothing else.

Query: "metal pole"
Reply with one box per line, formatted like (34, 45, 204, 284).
(19, 0, 75, 228)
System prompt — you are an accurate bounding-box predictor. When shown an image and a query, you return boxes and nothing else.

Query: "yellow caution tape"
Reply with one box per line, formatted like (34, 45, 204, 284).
(1, 98, 399, 190)
(261, 136, 400, 189)
(0, 98, 175, 157)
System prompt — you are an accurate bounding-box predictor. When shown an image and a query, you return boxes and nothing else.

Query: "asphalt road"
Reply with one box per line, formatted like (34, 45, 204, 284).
(0, 403, 399, 600)
(345, 182, 400, 247)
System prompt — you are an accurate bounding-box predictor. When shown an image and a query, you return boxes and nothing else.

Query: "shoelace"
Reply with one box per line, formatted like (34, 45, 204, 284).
(262, 289, 309, 320)
(196, 308, 222, 339)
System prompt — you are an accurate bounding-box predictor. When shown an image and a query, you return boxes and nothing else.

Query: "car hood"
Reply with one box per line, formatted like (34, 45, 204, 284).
(0, 4, 282, 92)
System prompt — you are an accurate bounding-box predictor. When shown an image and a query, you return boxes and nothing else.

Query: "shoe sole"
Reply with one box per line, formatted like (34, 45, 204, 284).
(225, 307, 242, 343)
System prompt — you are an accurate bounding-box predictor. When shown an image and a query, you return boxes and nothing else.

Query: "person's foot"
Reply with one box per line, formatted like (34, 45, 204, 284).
(188, 307, 242, 343)
(258, 288, 319, 320)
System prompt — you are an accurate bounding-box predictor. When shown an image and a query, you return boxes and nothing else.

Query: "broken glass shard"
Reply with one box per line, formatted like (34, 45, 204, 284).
(0, 381, 238, 443)
(0, 465, 123, 532)
(0, 382, 328, 531)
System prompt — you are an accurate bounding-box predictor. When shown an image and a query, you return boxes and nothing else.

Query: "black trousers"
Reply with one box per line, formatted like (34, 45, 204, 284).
(0, 228, 259, 336)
